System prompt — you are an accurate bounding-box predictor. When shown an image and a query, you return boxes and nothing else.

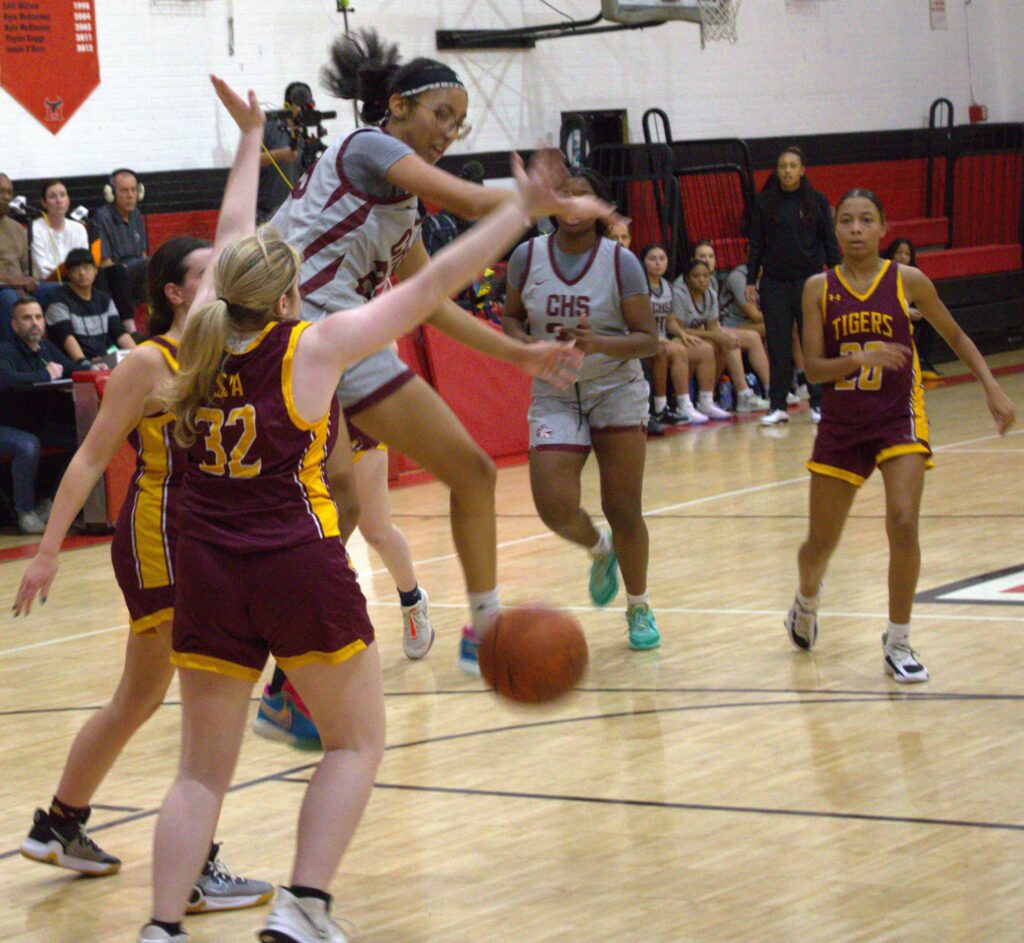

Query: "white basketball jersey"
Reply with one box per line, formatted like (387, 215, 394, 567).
(519, 234, 640, 388)
(271, 128, 420, 320)
(649, 278, 673, 338)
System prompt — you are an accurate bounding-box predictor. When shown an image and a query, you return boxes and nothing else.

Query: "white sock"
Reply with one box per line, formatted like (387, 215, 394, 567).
(886, 620, 910, 646)
(653, 396, 667, 413)
(626, 592, 649, 608)
(797, 590, 818, 611)
(588, 529, 612, 559)
(679, 394, 695, 408)
(738, 387, 753, 399)
(698, 391, 715, 406)
(468, 588, 500, 639)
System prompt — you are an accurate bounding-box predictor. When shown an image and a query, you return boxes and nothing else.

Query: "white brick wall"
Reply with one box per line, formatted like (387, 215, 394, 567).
(3, 0, 1023, 180)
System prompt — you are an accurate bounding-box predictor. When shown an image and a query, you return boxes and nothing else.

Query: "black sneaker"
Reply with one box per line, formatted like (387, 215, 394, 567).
(656, 407, 689, 426)
(20, 807, 121, 876)
(646, 417, 666, 436)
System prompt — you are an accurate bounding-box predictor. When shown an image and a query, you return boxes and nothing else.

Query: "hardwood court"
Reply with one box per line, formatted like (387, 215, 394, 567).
(1, 357, 1023, 943)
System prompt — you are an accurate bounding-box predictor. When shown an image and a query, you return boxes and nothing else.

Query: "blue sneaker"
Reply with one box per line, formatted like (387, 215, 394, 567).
(457, 625, 481, 677)
(589, 536, 619, 607)
(252, 685, 321, 751)
(626, 604, 661, 650)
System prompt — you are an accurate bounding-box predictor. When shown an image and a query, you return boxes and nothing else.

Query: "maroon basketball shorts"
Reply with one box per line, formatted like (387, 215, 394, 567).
(808, 417, 933, 487)
(345, 412, 385, 461)
(171, 535, 375, 683)
(111, 524, 176, 635)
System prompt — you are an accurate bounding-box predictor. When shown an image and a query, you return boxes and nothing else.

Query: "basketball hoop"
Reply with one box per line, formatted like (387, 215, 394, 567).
(696, 0, 741, 45)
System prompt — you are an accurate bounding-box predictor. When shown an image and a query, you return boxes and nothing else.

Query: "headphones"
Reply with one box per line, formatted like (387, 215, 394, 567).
(103, 168, 145, 204)
(284, 81, 314, 109)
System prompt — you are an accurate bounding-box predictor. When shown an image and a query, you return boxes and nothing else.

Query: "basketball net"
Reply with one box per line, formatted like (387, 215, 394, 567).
(696, 0, 741, 45)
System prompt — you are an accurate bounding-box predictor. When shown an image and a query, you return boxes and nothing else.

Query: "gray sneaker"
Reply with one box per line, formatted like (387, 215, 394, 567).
(21, 807, 121, 876)
(401, 588, 436, 660)
(139, 925, 188, 942)
(187, 842, 274, 913)
(17, 510, 46, 535)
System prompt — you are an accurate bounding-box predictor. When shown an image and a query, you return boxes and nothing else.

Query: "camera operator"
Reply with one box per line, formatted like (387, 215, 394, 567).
(258, 82, 332, 222)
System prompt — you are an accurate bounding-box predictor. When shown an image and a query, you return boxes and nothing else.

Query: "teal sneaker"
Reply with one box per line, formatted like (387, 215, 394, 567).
(589, 540, 619, 607)
(627, 604, 661, 650)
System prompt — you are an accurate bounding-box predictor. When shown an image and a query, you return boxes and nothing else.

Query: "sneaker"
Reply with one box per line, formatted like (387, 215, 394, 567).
(796, 383, 811, 400)
(784, 596, 818, 651)
(17, 510, 46, 535)
(457, 625, 481, 677)
(626, 604, 661, 650)
(259, 887, 352, 943)
(882, 632, 929, 683)
(35, 498, 53, 522)
(759, 409, 789, 426)
(681, 403, 709, 425)
(656, 407, 689, 426)
(735, 392, 770, 413)
(139, 926, 188, 943)
(588, 535, 619, 607)
(699, 400, 733, 420)
(253, 685, 322, 751)
(809, 407, 822, 424)
(401, 588, 435, 660)
(187, 842, 274, 913)
(786, 392, 800, 406)
(646, 416, 666, 436)
(20, 807, 121, 876)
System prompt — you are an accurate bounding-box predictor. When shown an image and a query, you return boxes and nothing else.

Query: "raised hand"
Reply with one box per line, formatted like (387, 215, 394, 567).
(511, 151, 612, 223)
(210, 74, 264, 134)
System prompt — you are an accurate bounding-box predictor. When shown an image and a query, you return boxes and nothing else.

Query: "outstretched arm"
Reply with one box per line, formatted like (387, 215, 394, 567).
(189, 76, 266, 314)
(904, 265, 1016, 433)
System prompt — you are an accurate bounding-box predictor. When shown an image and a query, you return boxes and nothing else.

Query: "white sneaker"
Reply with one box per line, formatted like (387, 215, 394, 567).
(259, 888, 352, 943)
(759, 409, 789, 426)
(785, 597, 818, 651)
(401, 588, 435, 660)
(882, 633, 929, 683)
(699, 400, 733, 420)
(139, 926, 188, 943)
(786, 392, 800, 406)
(17, 510, 46, 535)
(809, 407, 822, 424)
(735, 392, 770, 413)
(796, 383, 811, 400)
(682, 404, 710, 424)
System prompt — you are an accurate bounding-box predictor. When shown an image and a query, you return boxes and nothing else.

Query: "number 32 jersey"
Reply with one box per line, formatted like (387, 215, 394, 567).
(178, 320, 341, 552)
(819, 260, 927, 438)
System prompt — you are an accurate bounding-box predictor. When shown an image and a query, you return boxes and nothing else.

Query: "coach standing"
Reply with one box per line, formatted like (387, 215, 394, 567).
(746, 145, 840, 426)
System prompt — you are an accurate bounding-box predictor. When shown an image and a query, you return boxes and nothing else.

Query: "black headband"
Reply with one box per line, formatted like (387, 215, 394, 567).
(394, 64, 464, 98)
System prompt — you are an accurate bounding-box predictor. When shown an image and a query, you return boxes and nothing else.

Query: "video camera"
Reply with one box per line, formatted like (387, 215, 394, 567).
(266, 82, 337, 170)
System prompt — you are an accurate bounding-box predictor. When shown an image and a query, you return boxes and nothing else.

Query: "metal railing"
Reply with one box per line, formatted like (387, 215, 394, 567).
(925, 97, 954, 224)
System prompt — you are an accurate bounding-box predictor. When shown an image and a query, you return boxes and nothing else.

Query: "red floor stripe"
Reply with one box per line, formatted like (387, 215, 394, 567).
(0, 534, 112, 564)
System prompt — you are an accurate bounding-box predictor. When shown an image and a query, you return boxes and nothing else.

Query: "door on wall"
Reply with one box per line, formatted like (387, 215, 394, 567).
(560, 109, 629, 165)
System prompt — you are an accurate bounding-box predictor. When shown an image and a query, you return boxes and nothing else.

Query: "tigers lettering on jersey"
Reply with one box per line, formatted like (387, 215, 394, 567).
(830, 310, 895, 342)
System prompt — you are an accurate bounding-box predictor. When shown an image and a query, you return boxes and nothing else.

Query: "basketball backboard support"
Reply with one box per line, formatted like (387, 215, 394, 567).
(601, 0, 703, 26)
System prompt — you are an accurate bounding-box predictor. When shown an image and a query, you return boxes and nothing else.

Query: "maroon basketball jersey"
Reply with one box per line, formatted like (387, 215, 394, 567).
(178, 320, 341, 552)
(820, 261, 928, 436)
(116, 334, 186, 589)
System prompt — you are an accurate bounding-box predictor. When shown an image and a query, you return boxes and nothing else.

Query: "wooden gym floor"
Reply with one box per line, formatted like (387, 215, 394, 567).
(1, 354, 1022, 943)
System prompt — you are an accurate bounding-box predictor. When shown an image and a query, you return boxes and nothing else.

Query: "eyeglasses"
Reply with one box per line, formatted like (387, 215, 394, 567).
(413, 101, 472, 141)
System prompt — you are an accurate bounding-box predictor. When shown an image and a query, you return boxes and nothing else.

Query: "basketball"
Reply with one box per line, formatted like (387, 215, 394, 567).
(478, 607, 589, 704)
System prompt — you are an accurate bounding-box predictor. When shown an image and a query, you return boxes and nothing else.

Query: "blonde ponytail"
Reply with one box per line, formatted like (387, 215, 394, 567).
(163, 225, 301, 447)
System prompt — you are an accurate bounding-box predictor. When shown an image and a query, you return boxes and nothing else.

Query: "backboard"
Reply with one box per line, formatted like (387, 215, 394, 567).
(601, 0, 703, 26)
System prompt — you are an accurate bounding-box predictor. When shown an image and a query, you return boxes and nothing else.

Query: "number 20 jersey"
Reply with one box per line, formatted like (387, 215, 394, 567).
(820, 259, 927, 437)
(178, 320, 341, 552)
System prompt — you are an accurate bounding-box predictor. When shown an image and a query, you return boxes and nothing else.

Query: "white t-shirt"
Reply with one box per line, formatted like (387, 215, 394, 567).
(31, 218, 89, 280)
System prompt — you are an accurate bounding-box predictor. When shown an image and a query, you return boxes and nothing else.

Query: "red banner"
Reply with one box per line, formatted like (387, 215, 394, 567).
(0, 0, 100, 134)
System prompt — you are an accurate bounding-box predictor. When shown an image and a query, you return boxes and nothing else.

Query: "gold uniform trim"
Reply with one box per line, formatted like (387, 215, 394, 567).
(276, 639, 368, 671)
(835, 260, 892, 303)
(130, 606, 174, 635)
(806, 461, 866, 488)
(131, 414, 174, 589)
(877, 443, 935, 470)
(170, 651, 263, 683)
(142, 336, 179, 372)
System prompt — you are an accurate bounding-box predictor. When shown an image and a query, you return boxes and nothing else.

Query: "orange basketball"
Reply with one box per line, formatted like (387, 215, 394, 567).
(478, 607, 589, 704)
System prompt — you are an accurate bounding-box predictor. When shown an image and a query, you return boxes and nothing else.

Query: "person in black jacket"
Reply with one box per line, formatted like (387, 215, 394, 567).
(746, 146, 841, 424)
(0, 296, 77, 532)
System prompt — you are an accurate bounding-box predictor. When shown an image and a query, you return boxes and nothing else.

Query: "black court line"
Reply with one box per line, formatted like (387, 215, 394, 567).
(916, 562, 1024, 607)
(0, 693, 1013, 862)
(91, 803, 143, 813)
(370, 782, 1024, 834)
(390, 512, 1024, 521)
